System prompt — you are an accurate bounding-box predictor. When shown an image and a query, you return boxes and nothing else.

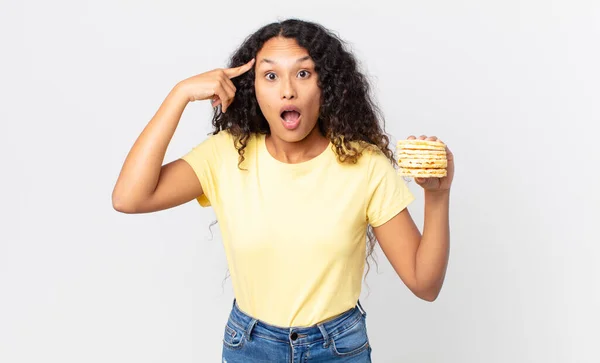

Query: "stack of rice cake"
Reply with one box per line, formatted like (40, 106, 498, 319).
(396, 139, 448, 178)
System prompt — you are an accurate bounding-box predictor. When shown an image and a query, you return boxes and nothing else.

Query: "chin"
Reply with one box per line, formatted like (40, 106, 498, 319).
(266, 121, 313, 142)
(274, 129, 310, 143)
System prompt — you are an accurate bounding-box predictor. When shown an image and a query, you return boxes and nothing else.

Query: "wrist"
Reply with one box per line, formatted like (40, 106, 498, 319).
(171, 82, 191, 104)
(424, 189, 450, 199)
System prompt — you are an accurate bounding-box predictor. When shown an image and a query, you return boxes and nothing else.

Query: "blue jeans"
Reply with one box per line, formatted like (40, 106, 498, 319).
(222, 299, 372, 362)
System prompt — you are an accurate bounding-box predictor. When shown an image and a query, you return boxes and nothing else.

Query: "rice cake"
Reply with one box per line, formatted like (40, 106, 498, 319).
(396, 138, 448, 178)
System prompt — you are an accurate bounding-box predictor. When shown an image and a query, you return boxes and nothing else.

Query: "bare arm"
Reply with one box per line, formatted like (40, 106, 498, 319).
(373, 134, 454, 301)
(111, 84, 202, 213)
(373, 191, 450, 302)
(111, 59, 255, 214)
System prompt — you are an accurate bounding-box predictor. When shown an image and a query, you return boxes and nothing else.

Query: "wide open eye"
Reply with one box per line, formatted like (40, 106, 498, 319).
(298, 70, 311, 78)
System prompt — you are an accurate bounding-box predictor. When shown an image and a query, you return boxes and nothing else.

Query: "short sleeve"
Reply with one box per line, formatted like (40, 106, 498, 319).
(180, 132, 227, 207)
(366, 150, 415, 227)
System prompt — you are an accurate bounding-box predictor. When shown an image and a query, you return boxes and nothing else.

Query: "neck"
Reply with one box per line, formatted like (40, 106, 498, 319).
(266, 126, 330, 164)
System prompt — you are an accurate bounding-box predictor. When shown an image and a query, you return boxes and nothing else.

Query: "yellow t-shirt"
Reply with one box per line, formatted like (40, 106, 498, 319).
(181, 130, 415, 327)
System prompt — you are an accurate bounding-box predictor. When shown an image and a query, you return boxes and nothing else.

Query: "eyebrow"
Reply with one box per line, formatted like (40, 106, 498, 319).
(259, 55, 312, 65)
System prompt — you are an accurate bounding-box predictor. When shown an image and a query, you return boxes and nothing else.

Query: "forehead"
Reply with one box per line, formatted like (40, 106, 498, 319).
(256, 37, 312, 63)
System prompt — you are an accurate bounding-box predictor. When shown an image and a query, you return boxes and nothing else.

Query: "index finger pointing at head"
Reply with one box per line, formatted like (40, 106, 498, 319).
(224, 58, 255, 79)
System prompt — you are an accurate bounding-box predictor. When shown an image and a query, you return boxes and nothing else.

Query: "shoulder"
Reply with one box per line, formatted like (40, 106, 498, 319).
(194, 129, 255, 152)
(207, 129, 235, 145)
(214, 129, 262, 148)
(347, 142, 396, 180)
(350, 140, 392, 169)
(334, 137, 385, 165)
(193, 130, 263, 167)
(182, 130, 238, 164)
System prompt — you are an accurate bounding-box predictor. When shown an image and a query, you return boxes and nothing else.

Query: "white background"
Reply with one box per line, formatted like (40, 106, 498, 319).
(1, 0, 598, 362)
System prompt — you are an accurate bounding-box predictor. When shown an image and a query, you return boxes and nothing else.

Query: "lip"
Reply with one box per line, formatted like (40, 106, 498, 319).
(279, 105, 301, 115)
(281, 114, 302, 130)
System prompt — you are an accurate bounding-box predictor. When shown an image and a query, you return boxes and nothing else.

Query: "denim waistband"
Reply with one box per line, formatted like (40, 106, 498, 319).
(227, 299, 367, 347)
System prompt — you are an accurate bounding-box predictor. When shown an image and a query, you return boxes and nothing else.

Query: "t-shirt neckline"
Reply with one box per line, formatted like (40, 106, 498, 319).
(259, 133, 333, 171)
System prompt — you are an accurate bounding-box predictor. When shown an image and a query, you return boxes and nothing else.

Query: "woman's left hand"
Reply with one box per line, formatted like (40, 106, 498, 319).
(406, 135, 454, 192)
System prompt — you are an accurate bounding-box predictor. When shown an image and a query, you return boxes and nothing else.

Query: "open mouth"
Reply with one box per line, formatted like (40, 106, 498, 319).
(281, 110, 301, 122)
(279, 105, 302, 130)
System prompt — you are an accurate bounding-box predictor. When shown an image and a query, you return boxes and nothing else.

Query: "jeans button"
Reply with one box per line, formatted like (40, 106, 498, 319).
(290, 332, 298, 341)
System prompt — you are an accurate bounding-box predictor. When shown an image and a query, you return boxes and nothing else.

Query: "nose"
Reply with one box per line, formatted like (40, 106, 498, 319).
(280, 77, 296, 100)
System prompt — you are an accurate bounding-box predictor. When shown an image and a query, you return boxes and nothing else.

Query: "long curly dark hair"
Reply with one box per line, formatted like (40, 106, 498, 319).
(210, 18, 397, 285)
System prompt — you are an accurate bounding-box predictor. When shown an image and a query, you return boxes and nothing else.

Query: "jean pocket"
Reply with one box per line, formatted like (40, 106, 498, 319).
(222, 320, 246, 350)
(330, 316, 370, 357)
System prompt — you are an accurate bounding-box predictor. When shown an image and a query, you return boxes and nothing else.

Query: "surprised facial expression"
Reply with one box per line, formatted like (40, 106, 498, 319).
(254, 36, 322, 142)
